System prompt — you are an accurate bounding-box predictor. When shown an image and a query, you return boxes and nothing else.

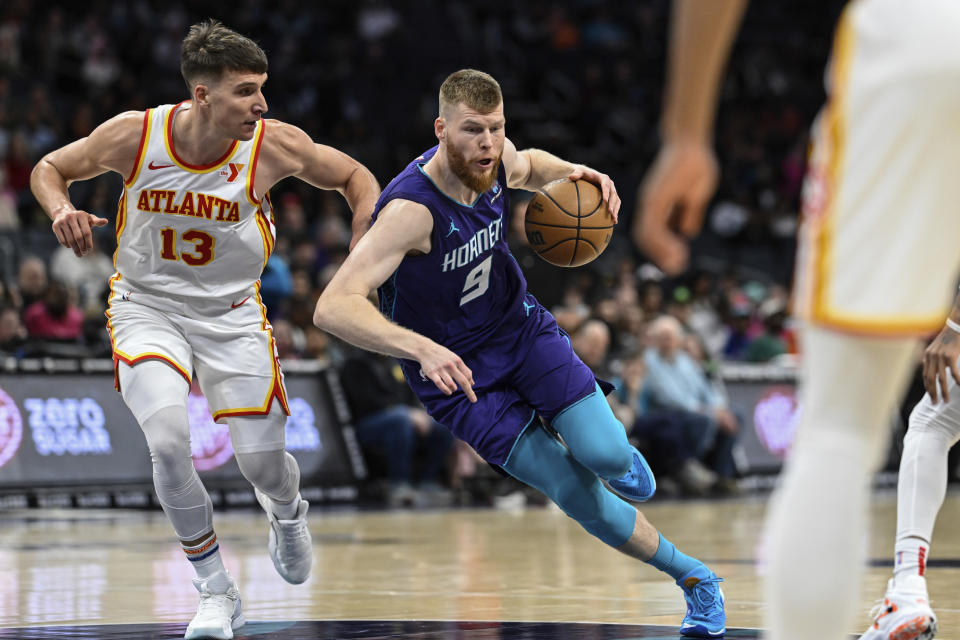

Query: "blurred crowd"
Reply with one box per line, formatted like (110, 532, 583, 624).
(0, 0, 847, 503)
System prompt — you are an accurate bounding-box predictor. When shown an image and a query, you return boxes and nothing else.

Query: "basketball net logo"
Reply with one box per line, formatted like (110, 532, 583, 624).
(186, 382, 233, 471)
(0, 388, 23, 469)
(219, 163, 244, 183)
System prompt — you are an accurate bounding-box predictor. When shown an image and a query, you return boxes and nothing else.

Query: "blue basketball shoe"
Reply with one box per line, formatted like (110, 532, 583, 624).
(607, 446, 656, 502)
(677, 566, 726, 637)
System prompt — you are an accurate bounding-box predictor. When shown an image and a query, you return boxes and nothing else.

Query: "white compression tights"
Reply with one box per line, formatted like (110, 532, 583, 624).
(120, 361, 211, 540)
(896, 388, 960, 551)
(120, 361, 301, 538)
(228, 405, 301, 504)
(763, 326, 918, 640)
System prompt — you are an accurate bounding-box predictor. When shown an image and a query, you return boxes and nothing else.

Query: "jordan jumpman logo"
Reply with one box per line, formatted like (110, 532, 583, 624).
(522, 301, 536, 316)
(446, 220, 459, 237)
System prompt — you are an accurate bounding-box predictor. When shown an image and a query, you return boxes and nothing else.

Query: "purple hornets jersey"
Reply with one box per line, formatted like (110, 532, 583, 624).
(372, 146, 529, 355)
(370, 146, 601, 465)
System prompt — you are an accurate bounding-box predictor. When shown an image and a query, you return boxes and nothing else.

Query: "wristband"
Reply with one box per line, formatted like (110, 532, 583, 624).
(946, 318, 960, 333)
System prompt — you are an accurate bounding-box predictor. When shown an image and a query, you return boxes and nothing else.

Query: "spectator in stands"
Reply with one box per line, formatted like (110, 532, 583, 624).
(23, 279, 83, 341)
(744, 299, 789, 362)
(339, 349, 455, 508)
(572, 318, 612, 376)
(302, 326, 331, 365)
(49, 229, 114, 313)
(721, 296, 754, 361)
(638, 278, 665, 318)
(0, 305, 25, 356)
(551, 285, 590, 333)
(16, 256, 48, 315)
(271, 318, 303, 360)
(259, 254, 294, 320)
(643, 315, 740, 491)
(0, 167, 18, 231)
(608, 350, 718, 496)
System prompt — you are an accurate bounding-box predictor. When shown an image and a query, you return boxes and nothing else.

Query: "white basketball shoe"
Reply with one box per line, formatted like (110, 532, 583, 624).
(255, 488, 313, 584)
(862, 576, 937, 640)
(184, 571, 245, 640)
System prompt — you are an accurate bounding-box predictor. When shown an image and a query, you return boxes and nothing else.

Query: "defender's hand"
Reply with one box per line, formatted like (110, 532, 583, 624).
(418, 343, 477, 403)
(634, 140, 718, 275)
(922, 327, 960, 404)
(52, 207, 108, 257)
(568, 166, 620, 223)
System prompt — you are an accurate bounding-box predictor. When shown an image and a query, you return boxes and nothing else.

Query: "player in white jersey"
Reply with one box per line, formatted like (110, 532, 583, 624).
(30, 20, 379, 640)
(859, 288, 960, 640)
(633, 1, 960, 639)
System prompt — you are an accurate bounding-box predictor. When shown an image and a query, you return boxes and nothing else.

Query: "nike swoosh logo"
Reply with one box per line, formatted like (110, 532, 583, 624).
(148, 161, 174, 170)
(231, 296, 250, 309)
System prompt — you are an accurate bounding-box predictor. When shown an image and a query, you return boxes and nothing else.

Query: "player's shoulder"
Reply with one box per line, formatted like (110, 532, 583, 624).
(95, 110, 149, 138)
(379, 196, 432, 219)
(259, 118, 310, 150)
(80, 110, 150, 160)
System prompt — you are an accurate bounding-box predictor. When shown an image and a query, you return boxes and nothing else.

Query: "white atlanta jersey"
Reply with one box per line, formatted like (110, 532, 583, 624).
(793, 0, 960, 336)
(113, 101, 276, 302)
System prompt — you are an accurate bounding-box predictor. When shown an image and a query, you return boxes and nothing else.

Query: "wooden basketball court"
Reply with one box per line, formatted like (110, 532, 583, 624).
(0, 491, 957, 639)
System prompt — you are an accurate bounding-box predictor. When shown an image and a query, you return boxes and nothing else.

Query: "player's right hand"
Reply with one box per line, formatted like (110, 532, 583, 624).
(51, 206, 109, 257)
(418, 343, 477, 403)
(922, 325, 960, 404)
(633, 140, 718, 275)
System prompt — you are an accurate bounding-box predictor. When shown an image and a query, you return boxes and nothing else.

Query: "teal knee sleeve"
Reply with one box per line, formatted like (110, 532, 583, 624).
(503, 422, 636, 547)
(573, 480, 637, 546)
(551, 383, 633, 479)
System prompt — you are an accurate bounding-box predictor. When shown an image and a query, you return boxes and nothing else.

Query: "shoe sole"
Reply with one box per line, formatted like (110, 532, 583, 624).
(185, 602, 246, 640)
(233, 612, 247, 630)
(889, 615, 936, 640)
(679, 627, 725, 638)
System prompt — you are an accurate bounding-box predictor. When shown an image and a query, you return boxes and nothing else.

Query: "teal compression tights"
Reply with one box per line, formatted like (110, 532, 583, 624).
(501, 385, 636, 546)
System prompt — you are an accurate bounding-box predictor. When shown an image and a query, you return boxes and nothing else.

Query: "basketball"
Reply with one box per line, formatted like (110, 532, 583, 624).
(524, 178, 614, 267)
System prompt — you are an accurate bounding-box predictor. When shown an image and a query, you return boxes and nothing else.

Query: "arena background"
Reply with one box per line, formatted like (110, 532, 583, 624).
(1, 0, 945, 502)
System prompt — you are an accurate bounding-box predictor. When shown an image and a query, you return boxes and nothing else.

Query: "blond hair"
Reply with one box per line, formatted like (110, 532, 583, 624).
(438, 69, 502, 117)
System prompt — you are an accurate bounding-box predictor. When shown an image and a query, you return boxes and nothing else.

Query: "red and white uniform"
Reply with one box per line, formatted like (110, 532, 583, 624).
(106, 101, 288, 423)
(793, 0, 960, 336)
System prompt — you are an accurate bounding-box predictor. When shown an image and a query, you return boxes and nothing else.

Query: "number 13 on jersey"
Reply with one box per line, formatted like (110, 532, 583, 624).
(160, 228, 216, 266)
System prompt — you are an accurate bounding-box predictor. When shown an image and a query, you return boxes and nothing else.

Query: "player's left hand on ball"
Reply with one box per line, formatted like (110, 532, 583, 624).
(568, 166, 620, 223)
(922, 327, 960, 404)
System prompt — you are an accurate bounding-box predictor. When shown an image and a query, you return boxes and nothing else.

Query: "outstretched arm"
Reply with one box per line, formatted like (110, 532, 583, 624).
(313, 200, 476, 402)
(502, 138, 621, 222)
(258, 121, 381, 249)
(632, 0, 748, 274)
(30, 111, 144, 256)
(923, 290, 960, 404)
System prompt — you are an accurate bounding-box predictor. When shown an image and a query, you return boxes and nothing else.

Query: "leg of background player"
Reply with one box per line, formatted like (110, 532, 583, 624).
(764, 327, 917, 640)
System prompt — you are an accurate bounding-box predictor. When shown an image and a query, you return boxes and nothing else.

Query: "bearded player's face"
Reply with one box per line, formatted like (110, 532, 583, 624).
(442, 102, 505, 193)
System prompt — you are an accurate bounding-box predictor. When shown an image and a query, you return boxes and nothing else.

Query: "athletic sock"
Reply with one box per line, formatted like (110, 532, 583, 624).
(646, 532, 702, 581)
(893, 535, 929, 582)
(183, 531, 227, 582)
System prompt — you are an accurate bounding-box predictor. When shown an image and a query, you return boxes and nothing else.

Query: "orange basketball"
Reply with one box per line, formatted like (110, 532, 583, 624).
(524, 178, 614, 267)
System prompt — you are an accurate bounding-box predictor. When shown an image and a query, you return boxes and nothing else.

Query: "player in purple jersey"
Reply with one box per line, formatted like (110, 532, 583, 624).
(315, 69, 726, 637)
